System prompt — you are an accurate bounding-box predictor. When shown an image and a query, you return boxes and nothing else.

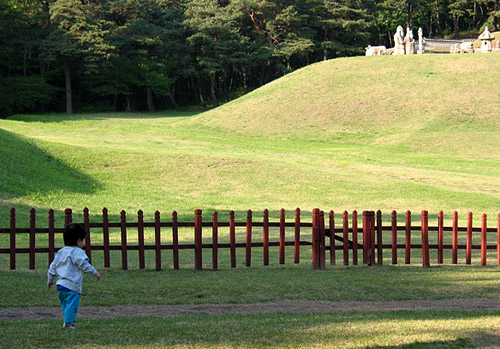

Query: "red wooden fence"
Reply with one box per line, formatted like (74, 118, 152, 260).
(1, 208, 500, 270)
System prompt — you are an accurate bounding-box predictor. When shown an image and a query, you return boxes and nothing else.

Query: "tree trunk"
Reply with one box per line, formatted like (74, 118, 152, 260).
(473, 2, 477, 28)
(220, 66, 229, 102)
(63, 56, 73, 114)
(125, 97, 132, 112)
(323, 29, 328, 61)
(495, 0, 499, 30)
(23, 48, 27, 77)
(74, 80, 83, 113)
(196, 76, 206, 107)
(169, 83, 179, 111)
(242, 67, 248, 93)
(113, 94, 118, 110)
(435, 0, 443, 37)
(210, 73, 218, 108)
(453, 14, 459, 39)
(147, 87, 155, 112)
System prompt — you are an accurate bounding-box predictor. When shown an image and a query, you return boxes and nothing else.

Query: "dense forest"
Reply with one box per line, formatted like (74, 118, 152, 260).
(1, 0, 499, 116)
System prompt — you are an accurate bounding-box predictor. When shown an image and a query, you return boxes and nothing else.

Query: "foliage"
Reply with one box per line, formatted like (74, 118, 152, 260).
(0, 76, 57, 117)
(1, 0, 498, 116)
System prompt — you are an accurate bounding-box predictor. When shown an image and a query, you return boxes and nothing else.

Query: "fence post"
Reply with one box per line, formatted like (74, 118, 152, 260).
(212, 211, 218, 270)
(466, 212, 472, 265)
(120, 210, 128, 270)
(48, 209, 55, 266)
(362, 211, 368, 264)
(246, 210, 252, 267)
(391, 210, 397, 265)
(421, 210, 430, 268)
(263, 209, 269, 266)
(481, 214, 487, 266)
(194, 209, 203, 270)
(352, 210, 358, 265)
(370, 211, 376, 265)
(452, 211, 458, 264)
(83, 208, 92, 264)
(497, 212, 500, 266)
(405, 210, 411, 264)
(294, 208, 300, 264)
(102, 208, 110, 268)
(363, 211, 375, 265)
(64, 208, 72, 226)
(172, 211, 179, 270)
(230, 210, 236, 268)
(376, 210, 383, 264)
(343, 211, 349, 266)
(312, 208, 320, 269)
(319, 210, 326, 270)
(438, 211, 444, 264)
(138, 210, 145, 269)
(10, 208, 16, 270)
(29, 208, 36, 270)
(329, 210, 335, 265)
(279, 209, 285, 264)
(155, 211, 161, 271)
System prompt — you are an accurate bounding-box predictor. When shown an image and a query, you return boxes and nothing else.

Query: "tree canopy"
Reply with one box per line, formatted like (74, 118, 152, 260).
(0, 0, 497, 116)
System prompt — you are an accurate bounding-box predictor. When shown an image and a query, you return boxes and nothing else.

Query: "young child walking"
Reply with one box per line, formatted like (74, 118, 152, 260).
(47, 223, 101, 329)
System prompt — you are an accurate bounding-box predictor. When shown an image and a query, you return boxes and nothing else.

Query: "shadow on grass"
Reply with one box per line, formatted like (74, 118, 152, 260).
(2, 310, 500, 348)
(0, 128, 100, 197)
(5, 110, 200, 123)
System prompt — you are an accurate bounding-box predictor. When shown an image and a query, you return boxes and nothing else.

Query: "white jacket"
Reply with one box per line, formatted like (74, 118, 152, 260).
(47, 246, 97, 294)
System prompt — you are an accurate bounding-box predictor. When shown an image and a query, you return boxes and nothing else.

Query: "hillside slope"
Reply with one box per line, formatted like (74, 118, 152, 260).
(183, 54, 500, 140)
(0, 54, 499, 228)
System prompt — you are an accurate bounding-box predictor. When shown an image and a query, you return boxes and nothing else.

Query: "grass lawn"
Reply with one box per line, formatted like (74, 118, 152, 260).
(2, 310, 500, 348)
(1, 265, 500, 347)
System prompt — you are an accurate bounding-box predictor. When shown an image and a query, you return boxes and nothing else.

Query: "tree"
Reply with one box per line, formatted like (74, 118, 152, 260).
(43, 0, 114, 113)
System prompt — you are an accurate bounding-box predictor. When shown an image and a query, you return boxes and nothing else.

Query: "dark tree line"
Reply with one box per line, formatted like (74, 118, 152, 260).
(1, 0, 498, 116)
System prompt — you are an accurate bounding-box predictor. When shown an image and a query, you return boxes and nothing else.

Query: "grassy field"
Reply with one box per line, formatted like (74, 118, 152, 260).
(1, 265, 500, 347)
(0, 53, 499, 347)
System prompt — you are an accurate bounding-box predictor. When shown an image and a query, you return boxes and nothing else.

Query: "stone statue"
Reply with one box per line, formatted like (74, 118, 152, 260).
(478, 26, 494, 53)
(393, 25, 405, 55)
(417, 27, 424, 54)
(404, 26, 415, 54)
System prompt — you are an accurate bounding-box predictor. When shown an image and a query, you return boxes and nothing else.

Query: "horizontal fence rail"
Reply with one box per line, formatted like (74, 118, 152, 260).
(1, 208, 500, 270)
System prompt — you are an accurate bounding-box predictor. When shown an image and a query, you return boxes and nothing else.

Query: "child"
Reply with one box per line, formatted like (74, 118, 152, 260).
(47, 223, 101, 329)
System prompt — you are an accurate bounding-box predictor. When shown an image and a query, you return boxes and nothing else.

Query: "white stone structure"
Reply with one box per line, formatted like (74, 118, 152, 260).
(478, 26, 495, 53)
(404, 26, 415, 54)
(365, 45, 387, 56)
(393, 26, 405, 55)
(417, 27, 424, 54)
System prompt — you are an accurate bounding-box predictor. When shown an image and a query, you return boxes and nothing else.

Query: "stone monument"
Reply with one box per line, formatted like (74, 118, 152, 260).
(478, 26, 494, 53)
(393, 25, 405, 55)
(417, 27, 424, 54)
(404, 26, 415, 54)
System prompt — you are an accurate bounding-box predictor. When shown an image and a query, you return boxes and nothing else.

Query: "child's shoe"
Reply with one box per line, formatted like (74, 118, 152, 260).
(63, 322, 76, 329)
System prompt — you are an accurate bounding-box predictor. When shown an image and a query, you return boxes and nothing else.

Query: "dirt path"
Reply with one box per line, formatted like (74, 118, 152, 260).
(2, 299, 500, 321)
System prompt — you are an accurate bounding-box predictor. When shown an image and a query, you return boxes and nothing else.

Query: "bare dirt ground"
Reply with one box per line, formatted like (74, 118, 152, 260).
(2, 299, 500, 321)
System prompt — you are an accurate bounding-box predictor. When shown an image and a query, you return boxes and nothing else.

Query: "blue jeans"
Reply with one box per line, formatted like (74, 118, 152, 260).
(58, 289, 80, 324)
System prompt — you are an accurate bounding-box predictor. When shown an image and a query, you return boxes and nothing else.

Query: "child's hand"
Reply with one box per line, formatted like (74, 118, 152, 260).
(47, 282, 52, 289)
(95, 272, 101, 282)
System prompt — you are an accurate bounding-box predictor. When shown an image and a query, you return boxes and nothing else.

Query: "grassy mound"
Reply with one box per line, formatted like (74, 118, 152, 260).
(184, 54, 500, 140)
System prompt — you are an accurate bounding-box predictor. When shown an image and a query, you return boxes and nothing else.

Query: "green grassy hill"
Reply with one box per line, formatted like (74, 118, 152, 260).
(183, 54, 500, 140)
(0, 54, 499, 228)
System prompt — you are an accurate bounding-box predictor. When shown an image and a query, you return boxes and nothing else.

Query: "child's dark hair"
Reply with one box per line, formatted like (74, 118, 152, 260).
(63, 223, 86, 246)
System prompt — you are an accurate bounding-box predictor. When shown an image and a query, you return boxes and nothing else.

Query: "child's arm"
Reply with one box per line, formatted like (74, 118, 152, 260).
(74, 249, 100, 279)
